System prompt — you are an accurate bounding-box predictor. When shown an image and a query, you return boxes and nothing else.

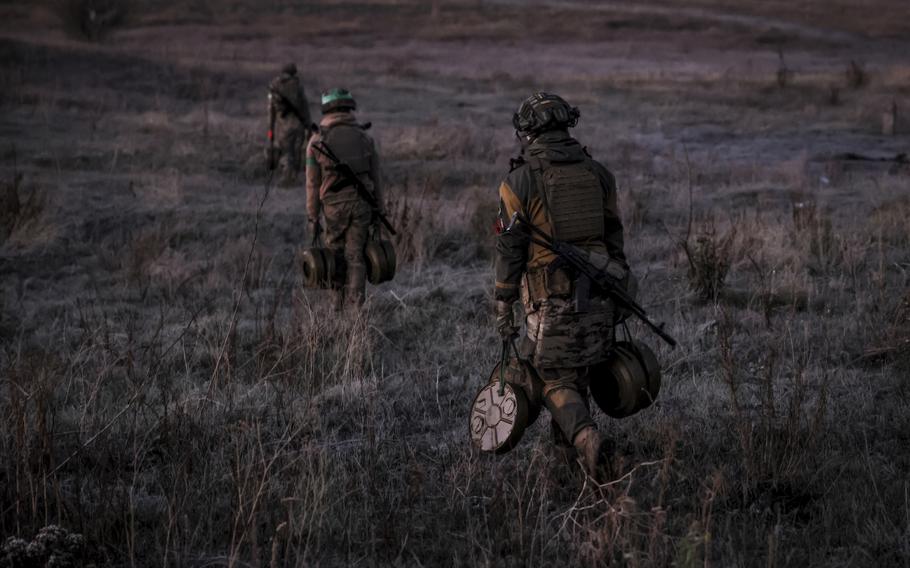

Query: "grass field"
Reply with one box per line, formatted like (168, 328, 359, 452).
(1, 1, 909, 565)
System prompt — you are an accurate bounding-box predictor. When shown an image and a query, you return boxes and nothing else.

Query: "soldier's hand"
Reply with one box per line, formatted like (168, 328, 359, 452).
(494, 299, 519, 339)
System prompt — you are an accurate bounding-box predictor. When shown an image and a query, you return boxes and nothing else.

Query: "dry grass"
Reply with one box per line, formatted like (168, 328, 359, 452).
(2, 1, 910, 566)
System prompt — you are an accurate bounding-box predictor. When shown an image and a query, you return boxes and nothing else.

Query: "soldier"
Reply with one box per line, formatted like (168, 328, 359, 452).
(268, 63, 312, 187)
(493, 92, 630, 478)
(306, 88, 383, 310)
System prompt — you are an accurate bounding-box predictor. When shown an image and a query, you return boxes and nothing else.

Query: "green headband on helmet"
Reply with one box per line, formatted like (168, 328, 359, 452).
(321, 89, 355, 106)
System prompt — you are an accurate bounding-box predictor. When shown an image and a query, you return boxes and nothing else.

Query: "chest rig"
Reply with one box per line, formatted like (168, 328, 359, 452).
(526, 156, 605, 309)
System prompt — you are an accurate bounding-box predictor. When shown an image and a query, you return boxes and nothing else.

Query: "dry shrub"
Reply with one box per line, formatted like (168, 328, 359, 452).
(716, 310, 829, 495)
(127, 221, 174, 284)
(380, 122, 502, 162)
(857, 288, 910, 369)
(867, 194, 910, 246)
(776, 50, 793, 89)
(387, 176, 494, 270)
(59, 0, 128, 41)
(682, 218, 736, 302)
(790, 200, 840, 273)
(0, 172, 48, 246)
(1, 525, 88, 566)
(621, 183, 654, 236)
(846, 60, 867, 89)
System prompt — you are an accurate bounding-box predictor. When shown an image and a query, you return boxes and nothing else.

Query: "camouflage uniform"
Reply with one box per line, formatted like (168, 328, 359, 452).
(268, 65, 312, 186)
(495, 100, 627, 472)
(306, 106, 382, 309)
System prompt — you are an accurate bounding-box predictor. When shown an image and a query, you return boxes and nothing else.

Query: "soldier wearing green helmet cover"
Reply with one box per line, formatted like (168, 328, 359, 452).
(306, 88, 384, 310)
(494, 92, 632, 479)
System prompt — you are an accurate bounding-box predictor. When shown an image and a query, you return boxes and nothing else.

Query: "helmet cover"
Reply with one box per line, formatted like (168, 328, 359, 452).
(321, 87, 357, 114)
(512, 92, 580, 137)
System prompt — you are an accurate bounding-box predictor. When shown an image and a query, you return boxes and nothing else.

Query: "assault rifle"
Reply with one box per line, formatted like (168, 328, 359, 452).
(505, 211, 677, 347)
(311, 141, 397, 236)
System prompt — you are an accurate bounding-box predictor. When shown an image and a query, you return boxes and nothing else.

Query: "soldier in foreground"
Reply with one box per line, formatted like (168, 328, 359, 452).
(306, 88, 383, 310)
(268, 63, 312, 187)
(493, 92, 630, 478)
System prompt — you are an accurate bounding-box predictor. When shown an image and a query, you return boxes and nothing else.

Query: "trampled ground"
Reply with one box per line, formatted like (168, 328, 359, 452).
(1, 1, 909, 565)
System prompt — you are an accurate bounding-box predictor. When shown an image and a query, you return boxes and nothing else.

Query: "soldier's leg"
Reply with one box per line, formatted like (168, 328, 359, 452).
(343, 202, 372, 307)
(540, 368, 595, 443)
(286, 126, 303, 178)
(322, 204, 352, 310)
(542, 367, 612, 478)
(275, 120, 295, 186)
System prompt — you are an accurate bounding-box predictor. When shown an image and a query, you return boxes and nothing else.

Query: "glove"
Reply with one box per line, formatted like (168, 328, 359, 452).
(307, 219, 322, 246)
(494, 299, 519, 339)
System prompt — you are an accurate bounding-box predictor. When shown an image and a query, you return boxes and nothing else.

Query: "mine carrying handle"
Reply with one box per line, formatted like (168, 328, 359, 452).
(497, 337, 521, 396)
(311, 141, 398, 236)
(505, 211, 678, 348)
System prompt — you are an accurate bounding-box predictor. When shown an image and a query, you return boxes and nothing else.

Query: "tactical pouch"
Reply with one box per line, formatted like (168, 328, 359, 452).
(526, 266, 574, 301)
(545, 267, 572, 297)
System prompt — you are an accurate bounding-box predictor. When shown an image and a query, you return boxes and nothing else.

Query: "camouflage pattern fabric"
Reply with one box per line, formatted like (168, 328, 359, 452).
(276, 118, 306, 183)
(269, 72, 312, 185)
(524, 295, 615, 368)
(493, 128, 627, 447)
(539, 367, 595, 443)
(305, 111, 382, 223)
(323, 199, 372, 309)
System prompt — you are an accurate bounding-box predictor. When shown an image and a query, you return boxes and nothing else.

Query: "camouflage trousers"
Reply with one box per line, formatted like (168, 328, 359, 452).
(276, 119, 307, 185)
(540, 366, 595, 445)
(324, 199, 372, 309)
(521, 294, 615, 444)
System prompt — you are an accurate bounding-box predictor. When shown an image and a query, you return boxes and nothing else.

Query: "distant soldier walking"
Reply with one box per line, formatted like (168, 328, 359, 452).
(493, 92, 631, 478)
(306, 88, 383, 310)
(268, 63, 312, 187)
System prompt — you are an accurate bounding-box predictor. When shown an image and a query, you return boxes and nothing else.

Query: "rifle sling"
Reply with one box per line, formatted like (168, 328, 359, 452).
(270, 88, 307, 123)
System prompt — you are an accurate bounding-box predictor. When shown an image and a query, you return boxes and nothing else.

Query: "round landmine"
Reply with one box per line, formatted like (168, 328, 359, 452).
(469, 382, 530, 454)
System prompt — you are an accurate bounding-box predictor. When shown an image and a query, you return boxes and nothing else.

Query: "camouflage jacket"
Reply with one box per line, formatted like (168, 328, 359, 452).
(268, 72, 311, 127)
(305, 112, 382, 222)
(494, 132, 626, 303)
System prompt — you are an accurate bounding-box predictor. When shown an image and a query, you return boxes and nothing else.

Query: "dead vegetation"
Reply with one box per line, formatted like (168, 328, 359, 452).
(2, 1, 910, 566)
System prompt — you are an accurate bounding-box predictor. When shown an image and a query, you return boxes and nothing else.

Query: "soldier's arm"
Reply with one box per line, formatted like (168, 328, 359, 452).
(494, 179, 528, 302)
(368, 138, 383, 212)
(596, 163, 627, 266)
(305, 137, 322, 221)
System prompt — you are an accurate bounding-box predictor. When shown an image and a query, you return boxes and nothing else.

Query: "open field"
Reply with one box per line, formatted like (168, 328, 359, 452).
(1, 1, 909, 565)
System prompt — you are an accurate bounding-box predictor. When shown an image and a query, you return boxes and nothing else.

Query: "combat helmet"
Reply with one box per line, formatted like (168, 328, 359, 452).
(512, 92, 580, 142)
(321, 88, 357, 114)
(281, 62, 297, 76)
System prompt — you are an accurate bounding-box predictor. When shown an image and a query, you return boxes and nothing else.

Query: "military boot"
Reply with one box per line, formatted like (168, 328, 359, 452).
(573, 426, 615, 481)
(547, 419, 576, 465)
